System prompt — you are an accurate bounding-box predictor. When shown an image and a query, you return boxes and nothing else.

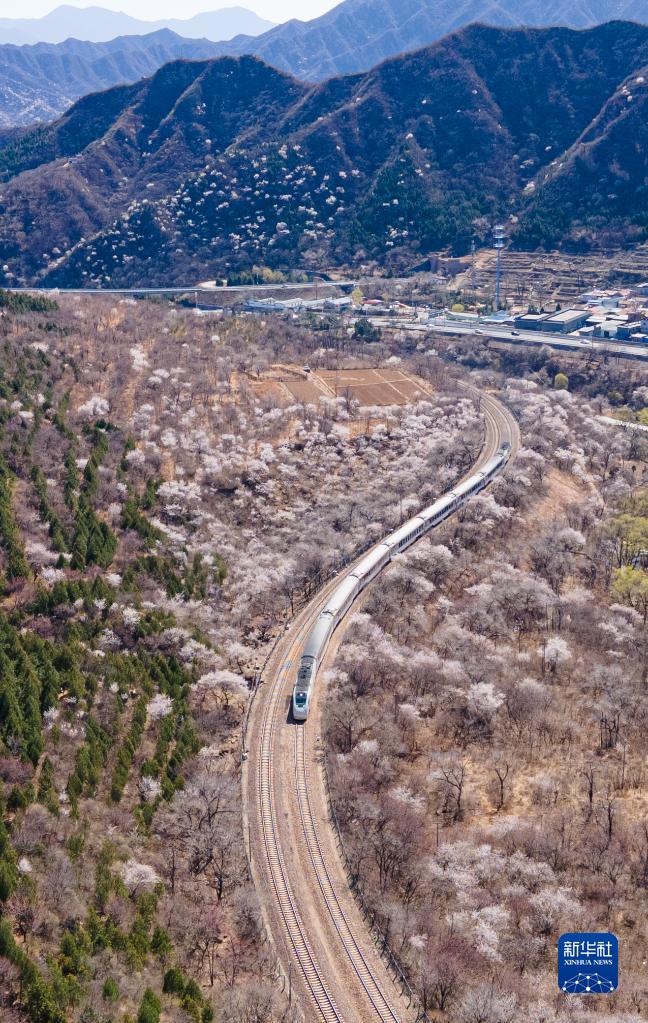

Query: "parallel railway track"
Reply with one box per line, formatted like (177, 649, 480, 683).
(258, 631, 342, 1023)
(294, 727, 401, 1023)
(244, 386, 520, 1023)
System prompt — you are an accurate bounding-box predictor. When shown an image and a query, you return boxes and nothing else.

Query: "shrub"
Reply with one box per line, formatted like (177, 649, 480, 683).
(163, 967, 186, 996)
(184, 979, 202, 1002)
(102, 977, 119, 1001)
(150, 926, 172, 959)
(137, 988, 161, 1023)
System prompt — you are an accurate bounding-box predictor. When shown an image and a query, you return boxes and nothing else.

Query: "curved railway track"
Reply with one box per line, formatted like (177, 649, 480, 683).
(258, 627, 342, 1023)
(243, 386, 520, 1023)
(294, 727, 401, 1023)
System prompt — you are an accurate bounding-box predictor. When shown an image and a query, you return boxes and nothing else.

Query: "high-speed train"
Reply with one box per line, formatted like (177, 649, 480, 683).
(292, 442, 512, 720)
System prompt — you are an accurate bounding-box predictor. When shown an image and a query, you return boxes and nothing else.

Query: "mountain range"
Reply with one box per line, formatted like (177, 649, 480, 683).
(0, 6, 273, 45)
(213, 0, 648, 82)
(0, 21, 647, 288)
(0, 31, 226, 128)
(3, 0, 648, 127)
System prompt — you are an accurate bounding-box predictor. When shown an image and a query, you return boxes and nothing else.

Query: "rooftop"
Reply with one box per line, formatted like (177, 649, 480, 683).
(544, 308, 588, 323)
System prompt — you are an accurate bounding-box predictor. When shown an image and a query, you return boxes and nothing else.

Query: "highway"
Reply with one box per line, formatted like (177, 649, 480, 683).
(4, 280, 355, 297)
(242, 385, 520, 1023)
(8, 282, 646, 361)
(370, 317, 648, 362)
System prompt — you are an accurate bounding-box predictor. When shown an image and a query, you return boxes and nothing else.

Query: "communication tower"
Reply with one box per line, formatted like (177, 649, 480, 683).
(494, 224, 505, 310)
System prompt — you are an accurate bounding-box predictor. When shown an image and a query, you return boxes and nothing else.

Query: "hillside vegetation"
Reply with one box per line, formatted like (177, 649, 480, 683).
(0, 285, 646, 1023)
(326, 353, 648, 1021)
(1, 23, 648, 287)
(0, 292, 495, 1022)
(0, 31, 227, 129)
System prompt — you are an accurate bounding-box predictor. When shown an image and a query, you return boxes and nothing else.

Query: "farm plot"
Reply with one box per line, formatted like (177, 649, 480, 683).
(317, 367, 429, 406)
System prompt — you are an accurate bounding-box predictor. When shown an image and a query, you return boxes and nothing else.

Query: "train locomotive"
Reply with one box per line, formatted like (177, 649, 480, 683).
(292, 442, 512, 721)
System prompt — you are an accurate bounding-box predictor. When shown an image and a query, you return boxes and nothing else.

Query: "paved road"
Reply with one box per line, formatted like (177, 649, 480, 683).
(10, 280, 646, 361)
(370, 317, 648, 361)
(597, 415, 648, 434)
(242, 385, 519, 1023)
(6, 280, 355, 296)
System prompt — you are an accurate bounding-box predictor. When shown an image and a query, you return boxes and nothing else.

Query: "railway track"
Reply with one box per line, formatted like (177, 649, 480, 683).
(243, 387, 520, 1023)
(294, 727, 401, 1023)
(258, 627, 343, 1023)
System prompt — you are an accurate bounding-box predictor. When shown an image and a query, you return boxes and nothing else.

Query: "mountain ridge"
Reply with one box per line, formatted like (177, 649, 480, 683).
(4, 0, 648, 128)
(1, 22, 647, 286)
(181, 0, 648, 81)
(0, 5, 274, 45)
(0, 29, 229, 128)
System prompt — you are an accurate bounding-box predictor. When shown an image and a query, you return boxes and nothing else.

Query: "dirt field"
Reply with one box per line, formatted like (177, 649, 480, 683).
(250, 366, 433, 407)
(533, 466, 591, 521)
(279, 378, 330, 402)
(316, 367, 430, 406)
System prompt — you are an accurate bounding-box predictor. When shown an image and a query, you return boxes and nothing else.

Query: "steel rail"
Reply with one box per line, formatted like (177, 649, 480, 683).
(258, 626, 343, 1023)
(249, 385, 519, 1023)
(294, 727, 401, 1023)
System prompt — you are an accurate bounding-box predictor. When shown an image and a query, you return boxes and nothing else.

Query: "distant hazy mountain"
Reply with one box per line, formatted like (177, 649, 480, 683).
(0, 5, 274, 45)
(196, 0, 648, 81)
(1, 22, 647, 287)
(0, 30, 227, 127)
(4, 0, 648, 129)
(3, 0, 647, 63)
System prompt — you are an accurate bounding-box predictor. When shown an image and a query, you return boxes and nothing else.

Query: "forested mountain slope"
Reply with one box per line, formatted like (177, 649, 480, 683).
(212, 0, 648, 81)
(0, 30, 227, 128)
(518, 67, 648, 248)
(1, 22, 648, 286)
(2, 0, 648, 127)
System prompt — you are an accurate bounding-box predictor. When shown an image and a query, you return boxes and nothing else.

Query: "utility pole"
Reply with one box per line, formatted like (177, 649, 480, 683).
(494, 224, 505, 310)
(470, 239, 477, 292)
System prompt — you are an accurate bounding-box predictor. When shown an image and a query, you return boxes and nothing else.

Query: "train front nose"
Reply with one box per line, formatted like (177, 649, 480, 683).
(293, 690, 308, 720)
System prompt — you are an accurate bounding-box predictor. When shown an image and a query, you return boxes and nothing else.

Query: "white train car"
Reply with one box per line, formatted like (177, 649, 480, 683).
(350, 545, 391, 584)
(292, 442, 511, 719)
(292, 613, 335, 720)
(322, 575, 360, 619)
